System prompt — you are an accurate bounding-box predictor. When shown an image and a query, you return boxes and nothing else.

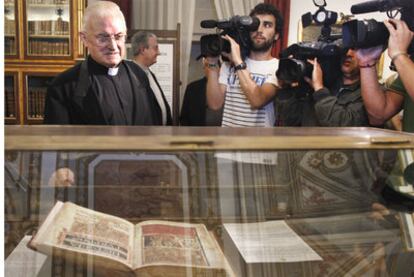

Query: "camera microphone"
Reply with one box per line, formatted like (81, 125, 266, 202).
(200, 16, 259, 31)
(200, 20, 219, 28)
(351, 0, 413, 14)
(351, 0, 384, 14)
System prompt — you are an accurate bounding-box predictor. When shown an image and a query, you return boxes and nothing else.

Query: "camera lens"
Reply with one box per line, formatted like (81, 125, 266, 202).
(200, 34, 222, 57)
(208, 39, 221, 53)
(343, 19, 389, 48)
(277, 58, 308, 83)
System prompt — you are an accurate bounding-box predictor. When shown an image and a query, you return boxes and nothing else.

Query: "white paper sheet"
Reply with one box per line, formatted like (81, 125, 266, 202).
(223, 221, 322, 263)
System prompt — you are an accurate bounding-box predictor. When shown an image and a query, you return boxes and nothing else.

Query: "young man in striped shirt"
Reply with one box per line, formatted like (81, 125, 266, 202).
(205, 3, 283, 127)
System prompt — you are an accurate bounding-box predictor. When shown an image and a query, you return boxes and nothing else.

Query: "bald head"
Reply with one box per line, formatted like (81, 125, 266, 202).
(82, 1, 126, 33)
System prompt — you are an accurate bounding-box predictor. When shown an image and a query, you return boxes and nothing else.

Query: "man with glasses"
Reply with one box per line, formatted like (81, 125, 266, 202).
(131, 31, 172, 125)
(44, 1, 157, 125)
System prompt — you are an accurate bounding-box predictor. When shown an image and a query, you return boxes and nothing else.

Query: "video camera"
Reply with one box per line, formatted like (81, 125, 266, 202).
(343, 0, 414, 51)
(276, 0, 344, 89)
(199, 15, 259, 60)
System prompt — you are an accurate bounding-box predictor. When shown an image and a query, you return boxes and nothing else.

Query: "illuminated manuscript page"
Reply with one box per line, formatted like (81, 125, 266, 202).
(33, 202, 134, 267)
(133, 220, 224, 270)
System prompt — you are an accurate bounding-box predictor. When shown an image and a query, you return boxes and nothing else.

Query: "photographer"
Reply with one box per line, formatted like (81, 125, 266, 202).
(276, 48, 369, 127)
(205, 3, 283, 127)
(357, 19, 414, 132)
(305, 48, 369, 126)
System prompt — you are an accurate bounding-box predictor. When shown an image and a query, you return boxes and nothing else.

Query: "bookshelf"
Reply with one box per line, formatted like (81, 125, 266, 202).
(4, 73, 19, 125)
(4, 0, 86, 124)
(24, 74, 55, 124)
(5, 0, 18, 57)
(24, 0, 72, 59)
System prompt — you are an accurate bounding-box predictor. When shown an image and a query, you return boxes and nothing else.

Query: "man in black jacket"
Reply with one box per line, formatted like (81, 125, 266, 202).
(44, 1, 157, 125)
(131, 31, 173, 125)
(180, 59, 223, 126)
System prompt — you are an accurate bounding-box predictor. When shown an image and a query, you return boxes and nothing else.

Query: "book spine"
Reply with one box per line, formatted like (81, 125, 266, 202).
(29, 90, 33, 118)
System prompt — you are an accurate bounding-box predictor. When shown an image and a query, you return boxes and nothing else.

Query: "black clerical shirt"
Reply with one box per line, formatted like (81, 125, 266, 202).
(88, 58, 134, 125)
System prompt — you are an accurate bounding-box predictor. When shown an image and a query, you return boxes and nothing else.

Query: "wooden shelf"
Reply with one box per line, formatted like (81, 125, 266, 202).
(27, 4, 69, 8)
(28, 34, 70, 38)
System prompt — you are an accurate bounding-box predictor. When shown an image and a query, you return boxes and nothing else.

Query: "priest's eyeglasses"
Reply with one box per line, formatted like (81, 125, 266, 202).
(94, 33, 126, 46)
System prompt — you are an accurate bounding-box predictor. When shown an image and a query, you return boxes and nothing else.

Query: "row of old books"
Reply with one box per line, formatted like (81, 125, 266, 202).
(28, 19, 70, 36)
(5, 18, 16, 35)
(27, 0, 68, 4)
(5, 89, 16, 118)
(28, 39, 69, 55)
(28, 88, 46, 119)
(5, 0, 14, 5)
(5, 38, 16, 56)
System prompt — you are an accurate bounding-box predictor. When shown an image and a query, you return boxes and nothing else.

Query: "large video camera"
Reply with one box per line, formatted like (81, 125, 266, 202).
(343, 0, 414, 51)
(199, 16, 259, 60)
(276, 0, 343, 89)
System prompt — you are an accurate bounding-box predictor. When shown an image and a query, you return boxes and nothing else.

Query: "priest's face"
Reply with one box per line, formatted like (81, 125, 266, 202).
(82, 16, 127, 68)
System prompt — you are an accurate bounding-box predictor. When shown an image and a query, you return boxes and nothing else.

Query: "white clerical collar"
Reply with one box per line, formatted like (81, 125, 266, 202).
(107, 67, 119, 76)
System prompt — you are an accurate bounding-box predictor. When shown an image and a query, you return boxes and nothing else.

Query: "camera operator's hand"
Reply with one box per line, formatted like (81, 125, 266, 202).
(305, 58, 324, 91)
(221, 35, 243, 65)
(384, 19, 413, 60)
(203, 57, 220, 75)
(356, 45, 384, 66)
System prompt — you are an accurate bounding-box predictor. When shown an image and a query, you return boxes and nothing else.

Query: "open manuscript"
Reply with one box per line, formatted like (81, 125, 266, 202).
(29, 201, 230, 276)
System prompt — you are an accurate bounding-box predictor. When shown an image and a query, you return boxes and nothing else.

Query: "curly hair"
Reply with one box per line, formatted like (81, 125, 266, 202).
(249, 3, 284, 36)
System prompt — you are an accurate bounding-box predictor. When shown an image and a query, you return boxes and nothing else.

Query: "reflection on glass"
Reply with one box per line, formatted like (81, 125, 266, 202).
(382, 150, 414, 209)
(4, 149, 414, 276)
(5, 0, 17, 55)
(26, 0, 71, 56)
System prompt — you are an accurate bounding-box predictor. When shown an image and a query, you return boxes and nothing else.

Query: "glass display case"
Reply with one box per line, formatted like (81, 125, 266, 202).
(24, 0, 71, 58)
(5, 0, 18, 57)
(5, 126, 414, 276)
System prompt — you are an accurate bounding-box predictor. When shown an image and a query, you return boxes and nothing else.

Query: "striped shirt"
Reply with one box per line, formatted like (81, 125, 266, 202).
(219, 58, 279, 127)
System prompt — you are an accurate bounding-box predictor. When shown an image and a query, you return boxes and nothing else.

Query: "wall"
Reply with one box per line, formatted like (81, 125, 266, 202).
(288, 0, 393, 80)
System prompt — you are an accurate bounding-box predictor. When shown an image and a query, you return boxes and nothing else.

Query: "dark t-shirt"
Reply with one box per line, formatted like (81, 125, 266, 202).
(386, 75, 414, 132)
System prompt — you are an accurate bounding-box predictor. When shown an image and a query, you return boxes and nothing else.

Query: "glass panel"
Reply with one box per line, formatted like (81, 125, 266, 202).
(5, 0, 17, 55)
(26, 0, 71, 57)
(26, 75, 53, 120)
(5, 75, 17, 119)
(4, 148, 414, 276)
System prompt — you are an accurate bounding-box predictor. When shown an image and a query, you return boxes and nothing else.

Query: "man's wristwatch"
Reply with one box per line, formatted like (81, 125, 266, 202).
(234, 62, 247, 72)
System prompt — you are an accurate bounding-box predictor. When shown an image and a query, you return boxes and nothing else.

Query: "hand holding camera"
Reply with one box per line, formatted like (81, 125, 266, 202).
(221, 34, 243, 65)
(356, 45, 384, 68)
(304, 58, 324, 91)
(385, 19, 413, 60)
